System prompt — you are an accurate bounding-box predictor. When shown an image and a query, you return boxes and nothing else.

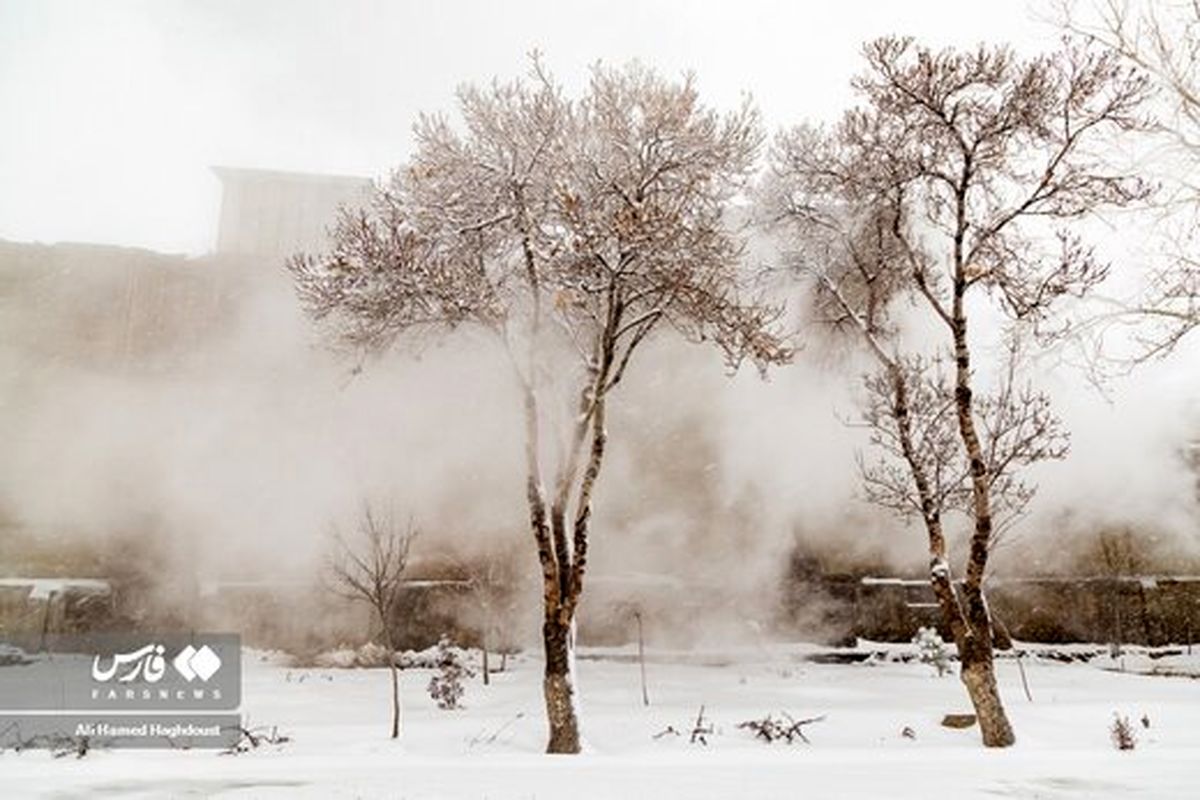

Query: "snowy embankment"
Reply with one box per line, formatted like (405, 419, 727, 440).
(3, 642, 1198, 799)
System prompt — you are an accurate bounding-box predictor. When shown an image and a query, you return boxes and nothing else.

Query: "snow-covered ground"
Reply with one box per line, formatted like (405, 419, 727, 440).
(4, 642, 1198, 799)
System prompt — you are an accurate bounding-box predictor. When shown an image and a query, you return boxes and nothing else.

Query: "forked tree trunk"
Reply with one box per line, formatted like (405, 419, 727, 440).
(926, 575, 1014, 746)
(890, 363, 1015, 748)
(515, 313, 608, 755)
(542, 613, 581, 753)
(927, 569, 1013, 745)
(948, 248, 1015, 748)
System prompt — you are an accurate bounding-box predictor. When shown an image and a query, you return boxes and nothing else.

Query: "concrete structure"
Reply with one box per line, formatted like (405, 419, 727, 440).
(212, 166, 373, 262)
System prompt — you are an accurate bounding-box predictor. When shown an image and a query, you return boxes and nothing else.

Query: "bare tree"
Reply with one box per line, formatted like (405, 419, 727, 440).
(450, 544, 525, 686)
(290, 58, 789, 753)
(1094, 526, 1146, 654)
(328, 504, 417, 740)
(857, 342, 1067, 550)
(765, 36, 1150, 746)
(1058, 0, 1200, 357)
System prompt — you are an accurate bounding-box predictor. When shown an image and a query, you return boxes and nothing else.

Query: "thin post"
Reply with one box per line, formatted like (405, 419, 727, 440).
(634, 609, 649, 706)
(1016, 652, 1033, 702)
(482, 641, 490, 686)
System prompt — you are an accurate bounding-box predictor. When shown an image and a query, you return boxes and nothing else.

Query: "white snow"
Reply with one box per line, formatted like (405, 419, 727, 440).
(3, 641, 1198, 798)
(0, 578, 111, 600)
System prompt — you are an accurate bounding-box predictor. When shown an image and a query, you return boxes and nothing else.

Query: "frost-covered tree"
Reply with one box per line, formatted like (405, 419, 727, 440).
(765, 37, 1150, 747)
(913, 625, 952, 677)
(1058, 0, 1200, 357)
(289, 58, 788, 753)
(427, 635, 471, 710)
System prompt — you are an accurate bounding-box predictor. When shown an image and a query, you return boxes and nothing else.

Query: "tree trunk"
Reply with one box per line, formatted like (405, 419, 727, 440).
(946, 242, 1014, 747)
(959, 653, 1012, 746)
(889, 360, 1014, 747)
(956, 589, 1015, 747)
(516, 347, 606, 756)
(927, 583, 1015, 747)
(379, 623, 402, 740)
(482, 639, 490, 686)
(542, 613, 581, 754)
(388, 658, 401, 739)
(516, 374, 578, 752)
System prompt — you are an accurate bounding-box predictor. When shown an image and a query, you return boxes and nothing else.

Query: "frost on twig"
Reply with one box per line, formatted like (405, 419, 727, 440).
(737, 712, 826, 744)
(220, 724, 291, 756)
(690, 705, 714, 745)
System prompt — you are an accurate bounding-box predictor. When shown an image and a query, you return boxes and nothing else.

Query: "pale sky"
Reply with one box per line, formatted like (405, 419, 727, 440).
(0, 0, 1054, 255)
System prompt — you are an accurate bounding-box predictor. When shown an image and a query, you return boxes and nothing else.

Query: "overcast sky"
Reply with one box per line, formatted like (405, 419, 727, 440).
(0, 0, 1054, 255)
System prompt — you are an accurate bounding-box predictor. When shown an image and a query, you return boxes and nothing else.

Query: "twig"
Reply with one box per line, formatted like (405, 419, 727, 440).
(689, 705, 713, 745)
(221, 724, 290, 755)
(467, 712, 525, 747)
(1016, 650, 1033, 702)
(737, 712, 826, 744)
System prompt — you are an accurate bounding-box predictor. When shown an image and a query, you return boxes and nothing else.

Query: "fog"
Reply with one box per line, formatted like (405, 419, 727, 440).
(1, 1, 1198, 649)
(0, 0, 1054, 254)
(2, 260, 1196, 642)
